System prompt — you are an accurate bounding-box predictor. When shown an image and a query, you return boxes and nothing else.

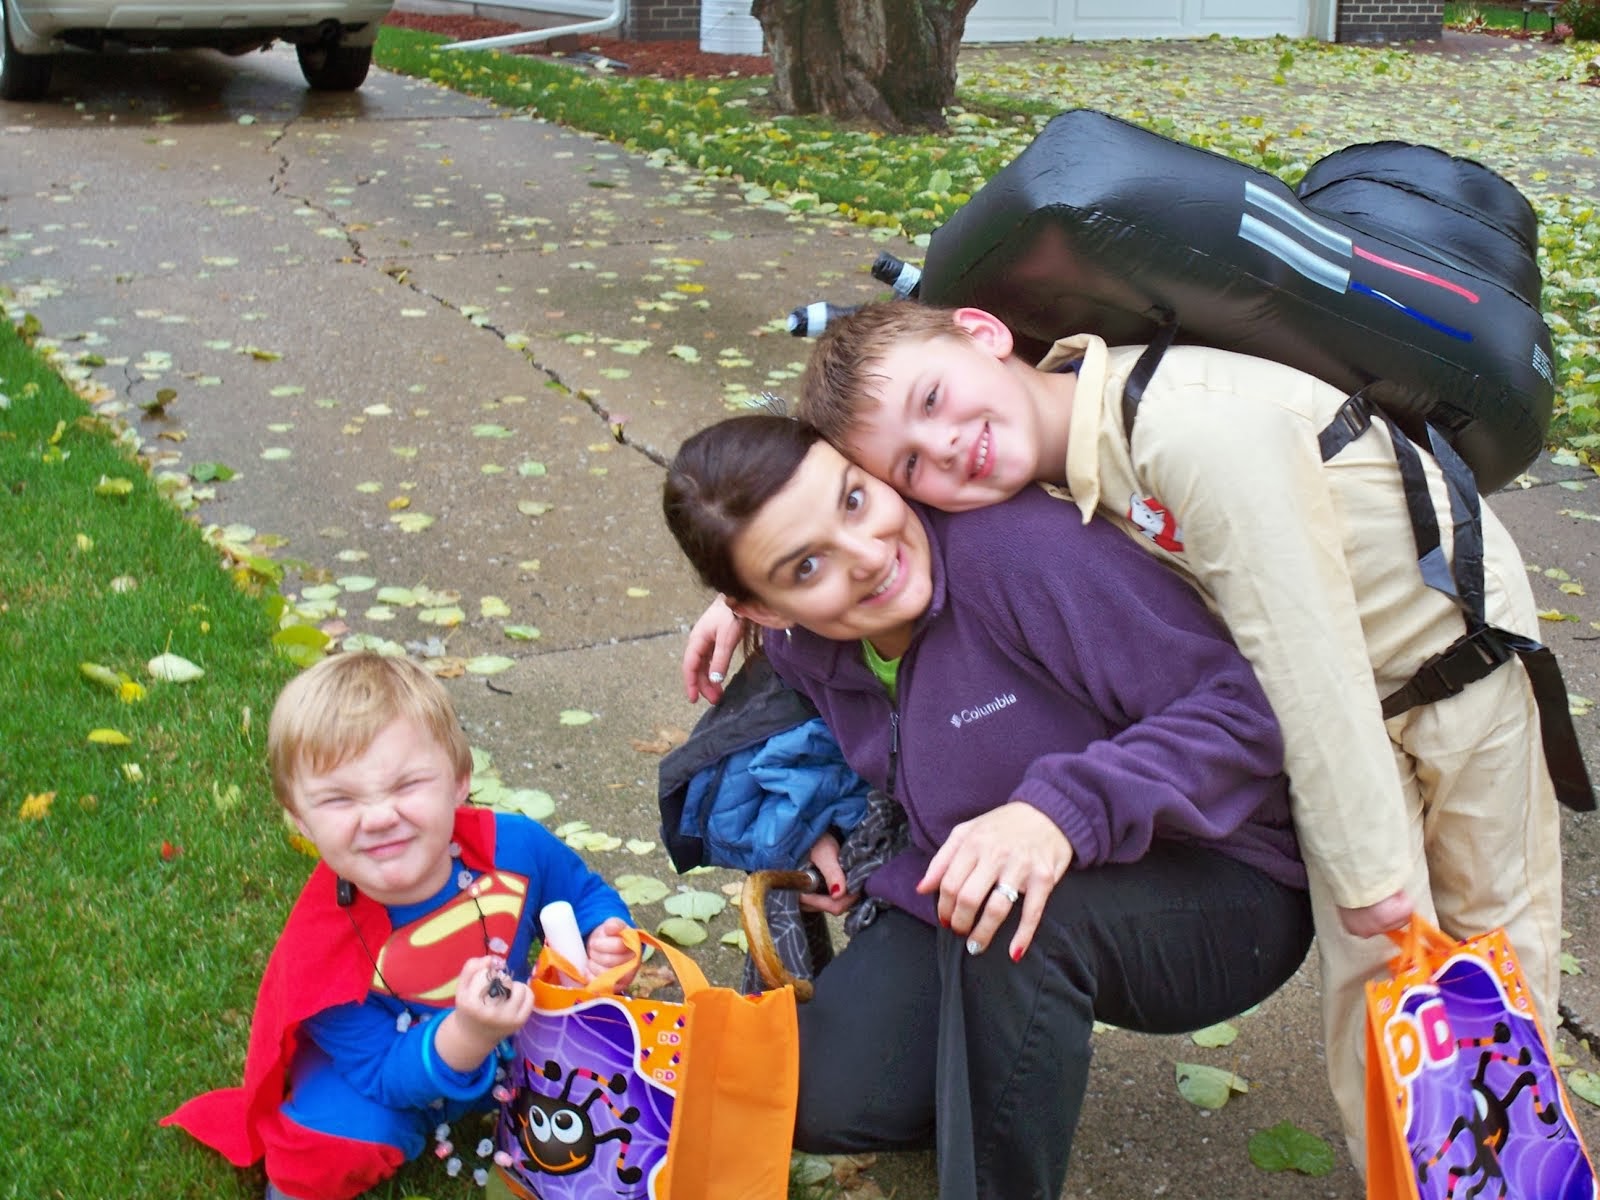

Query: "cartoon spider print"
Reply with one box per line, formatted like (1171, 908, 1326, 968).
(511, 1059, 643, 1185)
(1414, 1021, 1562, 1200)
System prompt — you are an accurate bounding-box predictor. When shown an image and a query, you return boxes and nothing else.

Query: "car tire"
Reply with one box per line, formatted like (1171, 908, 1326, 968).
(296, 40, 372, 91)
(1, 0, 53, 101)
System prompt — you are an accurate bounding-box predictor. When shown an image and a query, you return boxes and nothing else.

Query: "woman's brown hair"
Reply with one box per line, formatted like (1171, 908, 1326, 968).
(662, 414, 822, 603)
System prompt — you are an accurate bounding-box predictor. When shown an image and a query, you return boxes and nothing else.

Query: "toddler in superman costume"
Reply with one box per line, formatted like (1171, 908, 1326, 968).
(162, 652, 635, 1200)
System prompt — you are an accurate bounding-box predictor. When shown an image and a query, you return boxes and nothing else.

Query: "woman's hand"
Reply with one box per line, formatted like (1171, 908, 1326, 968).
(917, 802, 1074, 962)
(585, 917, 639, 989)
(798, 832, 858, 916)
(681, 596, 745, 704)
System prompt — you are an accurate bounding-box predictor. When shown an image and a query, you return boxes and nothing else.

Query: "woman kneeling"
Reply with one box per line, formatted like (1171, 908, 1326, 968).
(663, 414, 1314, 1198)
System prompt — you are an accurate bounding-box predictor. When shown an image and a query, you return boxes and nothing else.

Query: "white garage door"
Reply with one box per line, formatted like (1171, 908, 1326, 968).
(964, 0, 1309, 41)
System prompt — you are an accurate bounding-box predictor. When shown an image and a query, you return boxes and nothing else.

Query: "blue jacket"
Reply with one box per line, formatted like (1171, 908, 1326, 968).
(681, 717, 870, 872)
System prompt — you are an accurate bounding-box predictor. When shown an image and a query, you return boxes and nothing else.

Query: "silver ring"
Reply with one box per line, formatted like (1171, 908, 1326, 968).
(995, 882, 1020, 904)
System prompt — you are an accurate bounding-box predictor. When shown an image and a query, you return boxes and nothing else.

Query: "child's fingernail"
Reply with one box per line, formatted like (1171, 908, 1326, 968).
(830, 883, 842, 896)
(966, 938, 981, 956)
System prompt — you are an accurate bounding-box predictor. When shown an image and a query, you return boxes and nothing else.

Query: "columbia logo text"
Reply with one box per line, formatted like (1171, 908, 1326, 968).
(949, 693, 1018, 728)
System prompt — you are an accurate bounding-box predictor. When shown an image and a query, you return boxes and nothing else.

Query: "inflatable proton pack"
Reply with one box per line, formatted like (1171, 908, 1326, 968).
(799, 108, 1556, 494)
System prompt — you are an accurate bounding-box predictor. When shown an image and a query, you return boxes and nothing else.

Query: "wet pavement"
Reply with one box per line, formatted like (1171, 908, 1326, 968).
(4, 37, 1599, 1199)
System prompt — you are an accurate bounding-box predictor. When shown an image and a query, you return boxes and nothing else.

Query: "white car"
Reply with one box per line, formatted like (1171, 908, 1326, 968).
(1, 0, 395, 100)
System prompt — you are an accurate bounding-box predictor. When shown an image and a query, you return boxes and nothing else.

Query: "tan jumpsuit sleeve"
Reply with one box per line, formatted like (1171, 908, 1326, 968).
(1131, 377, 1410, 910)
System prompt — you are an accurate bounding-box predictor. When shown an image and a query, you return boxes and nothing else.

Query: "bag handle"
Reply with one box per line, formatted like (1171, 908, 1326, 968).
(534, 925, 712, 998)
(1383, 913, 1460, 975)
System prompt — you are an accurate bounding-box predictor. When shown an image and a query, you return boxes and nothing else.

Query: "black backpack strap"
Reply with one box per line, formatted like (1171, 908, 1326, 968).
(1320, 396, 1594, 811)
(1121, 312, 1178, 443)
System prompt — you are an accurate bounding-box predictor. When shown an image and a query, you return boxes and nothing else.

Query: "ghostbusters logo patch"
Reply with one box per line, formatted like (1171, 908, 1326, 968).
(1128, 494, 1184, 553)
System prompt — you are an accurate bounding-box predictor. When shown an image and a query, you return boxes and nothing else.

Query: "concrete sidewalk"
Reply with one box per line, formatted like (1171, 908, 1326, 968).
(2, 38, 1597, 1199)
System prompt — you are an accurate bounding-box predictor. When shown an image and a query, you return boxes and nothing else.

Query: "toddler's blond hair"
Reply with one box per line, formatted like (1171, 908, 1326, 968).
(267, 652, 471, 810)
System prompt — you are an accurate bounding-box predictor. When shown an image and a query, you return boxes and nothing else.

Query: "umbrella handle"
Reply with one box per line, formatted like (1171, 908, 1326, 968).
(740, 866, 825, 1002)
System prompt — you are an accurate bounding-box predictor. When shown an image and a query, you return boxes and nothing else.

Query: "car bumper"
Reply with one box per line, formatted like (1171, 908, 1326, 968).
(10, 1, 393, 51)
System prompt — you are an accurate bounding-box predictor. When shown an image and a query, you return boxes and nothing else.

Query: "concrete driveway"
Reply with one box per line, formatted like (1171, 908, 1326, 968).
(4, 39, 1597, 1199)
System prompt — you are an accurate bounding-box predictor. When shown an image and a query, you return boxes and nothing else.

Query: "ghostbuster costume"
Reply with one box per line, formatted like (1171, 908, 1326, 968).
(1040, 330, 1592, 1165)
(162, 806, 631, 1200)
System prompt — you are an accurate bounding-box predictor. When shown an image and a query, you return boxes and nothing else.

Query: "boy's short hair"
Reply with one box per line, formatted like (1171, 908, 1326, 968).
(798, 301, 968, 446)
(267, 652, 472, 810)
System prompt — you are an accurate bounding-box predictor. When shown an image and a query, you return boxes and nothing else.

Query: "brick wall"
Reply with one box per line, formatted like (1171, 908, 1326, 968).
(624, 0, 699, 40)
(1335, 0, 1443, 41)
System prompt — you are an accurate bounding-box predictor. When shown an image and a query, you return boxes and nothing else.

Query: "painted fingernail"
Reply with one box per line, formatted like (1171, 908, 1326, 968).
(966, 938, 981, 956)
(939, 916, 950, 929)
(1011, 945, 1023, 963)
(830, 883, 842, 896)
(708, 671, 725, 684)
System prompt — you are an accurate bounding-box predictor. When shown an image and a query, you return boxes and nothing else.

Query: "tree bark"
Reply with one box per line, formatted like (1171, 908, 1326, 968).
(750, 0, 976, 133)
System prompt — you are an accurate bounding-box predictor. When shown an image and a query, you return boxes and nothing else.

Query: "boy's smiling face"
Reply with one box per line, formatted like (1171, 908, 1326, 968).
(843, 309, 1053, 512)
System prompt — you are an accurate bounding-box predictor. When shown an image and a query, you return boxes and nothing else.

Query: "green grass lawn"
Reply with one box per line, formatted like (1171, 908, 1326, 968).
(1444, 0, 1557, 29)
(0, 319, 491, 1199)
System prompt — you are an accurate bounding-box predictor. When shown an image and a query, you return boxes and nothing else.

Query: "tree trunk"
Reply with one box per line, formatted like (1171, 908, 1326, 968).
(750, 0, 976, 133)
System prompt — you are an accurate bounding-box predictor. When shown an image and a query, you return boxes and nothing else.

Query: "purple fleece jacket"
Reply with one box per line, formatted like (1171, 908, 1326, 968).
(766, 485, 1305, 926)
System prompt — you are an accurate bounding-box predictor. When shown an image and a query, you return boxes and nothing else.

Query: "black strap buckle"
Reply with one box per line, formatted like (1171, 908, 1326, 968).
(1381, 625, 1514, 720)
(1317, 391, 1374, 463)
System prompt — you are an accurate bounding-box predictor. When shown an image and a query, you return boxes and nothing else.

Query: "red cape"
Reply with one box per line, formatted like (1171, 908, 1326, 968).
(161, 807, 498, 1196)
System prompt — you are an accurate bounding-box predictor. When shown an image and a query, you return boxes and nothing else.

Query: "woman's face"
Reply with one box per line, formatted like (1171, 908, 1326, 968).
(729, 440, 932, 659)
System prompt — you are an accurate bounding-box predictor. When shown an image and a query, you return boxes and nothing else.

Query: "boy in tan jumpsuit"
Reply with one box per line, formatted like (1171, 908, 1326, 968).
(683, 300, 1587, 1168)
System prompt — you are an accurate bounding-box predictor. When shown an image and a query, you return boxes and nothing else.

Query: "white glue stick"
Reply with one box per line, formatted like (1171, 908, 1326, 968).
(540, 901, 589, 982)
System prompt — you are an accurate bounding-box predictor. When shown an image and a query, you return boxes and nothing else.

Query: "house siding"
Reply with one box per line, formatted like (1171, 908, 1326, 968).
(625, 0, 699, 40)
(1335, 0, 1442, 39)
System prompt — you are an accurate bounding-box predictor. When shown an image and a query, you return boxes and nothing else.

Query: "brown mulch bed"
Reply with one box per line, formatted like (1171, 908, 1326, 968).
(383, 9, 772, 79)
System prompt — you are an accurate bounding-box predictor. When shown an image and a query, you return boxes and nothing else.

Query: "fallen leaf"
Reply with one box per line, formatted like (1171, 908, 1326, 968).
(1248, 1121, 1334, 1176)
(615, 875, 671, 906)
(464, 655, 516, 676)
(663, 890, 727, 921)
(1175, 1062, 1248, 1109)
(559, 709, 596, 726)
(629, 726, 689, 755)
(1189, 1021, 1239, 1048)
(1569, 1069, 1600, 1109)
(20, 792, 56, 821)
(88, 728, 132, 746)
(148, 652, 205, 682)
(657, 916, 708, 946)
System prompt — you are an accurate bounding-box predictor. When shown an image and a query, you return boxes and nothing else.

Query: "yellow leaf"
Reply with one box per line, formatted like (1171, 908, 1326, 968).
(20, 792, 56, 821)
(1559, 582, 1586, 596)
(80, 661, 122, 690)
(287, 832, 321, 859)
(88, 728, 133, 746)
(118, 680, 148, 703)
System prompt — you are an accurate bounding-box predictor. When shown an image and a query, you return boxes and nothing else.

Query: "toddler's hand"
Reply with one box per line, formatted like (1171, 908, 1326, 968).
(436, 955, 535, 1072)
(585, 917, 639, 990)
(682, 596, 745, 704)
(1337, 889, 1414, 938)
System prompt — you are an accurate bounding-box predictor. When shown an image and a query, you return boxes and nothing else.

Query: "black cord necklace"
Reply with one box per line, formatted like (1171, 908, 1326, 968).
(338, 852, 513, 1029)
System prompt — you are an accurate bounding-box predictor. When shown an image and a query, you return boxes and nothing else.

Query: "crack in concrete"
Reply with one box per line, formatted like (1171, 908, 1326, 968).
(1559, 1002, 1600, 1062)
(264, 130, 672, 470)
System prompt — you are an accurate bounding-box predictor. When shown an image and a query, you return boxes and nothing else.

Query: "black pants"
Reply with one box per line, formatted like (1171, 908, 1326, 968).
(794, 843, 1315, 1200)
